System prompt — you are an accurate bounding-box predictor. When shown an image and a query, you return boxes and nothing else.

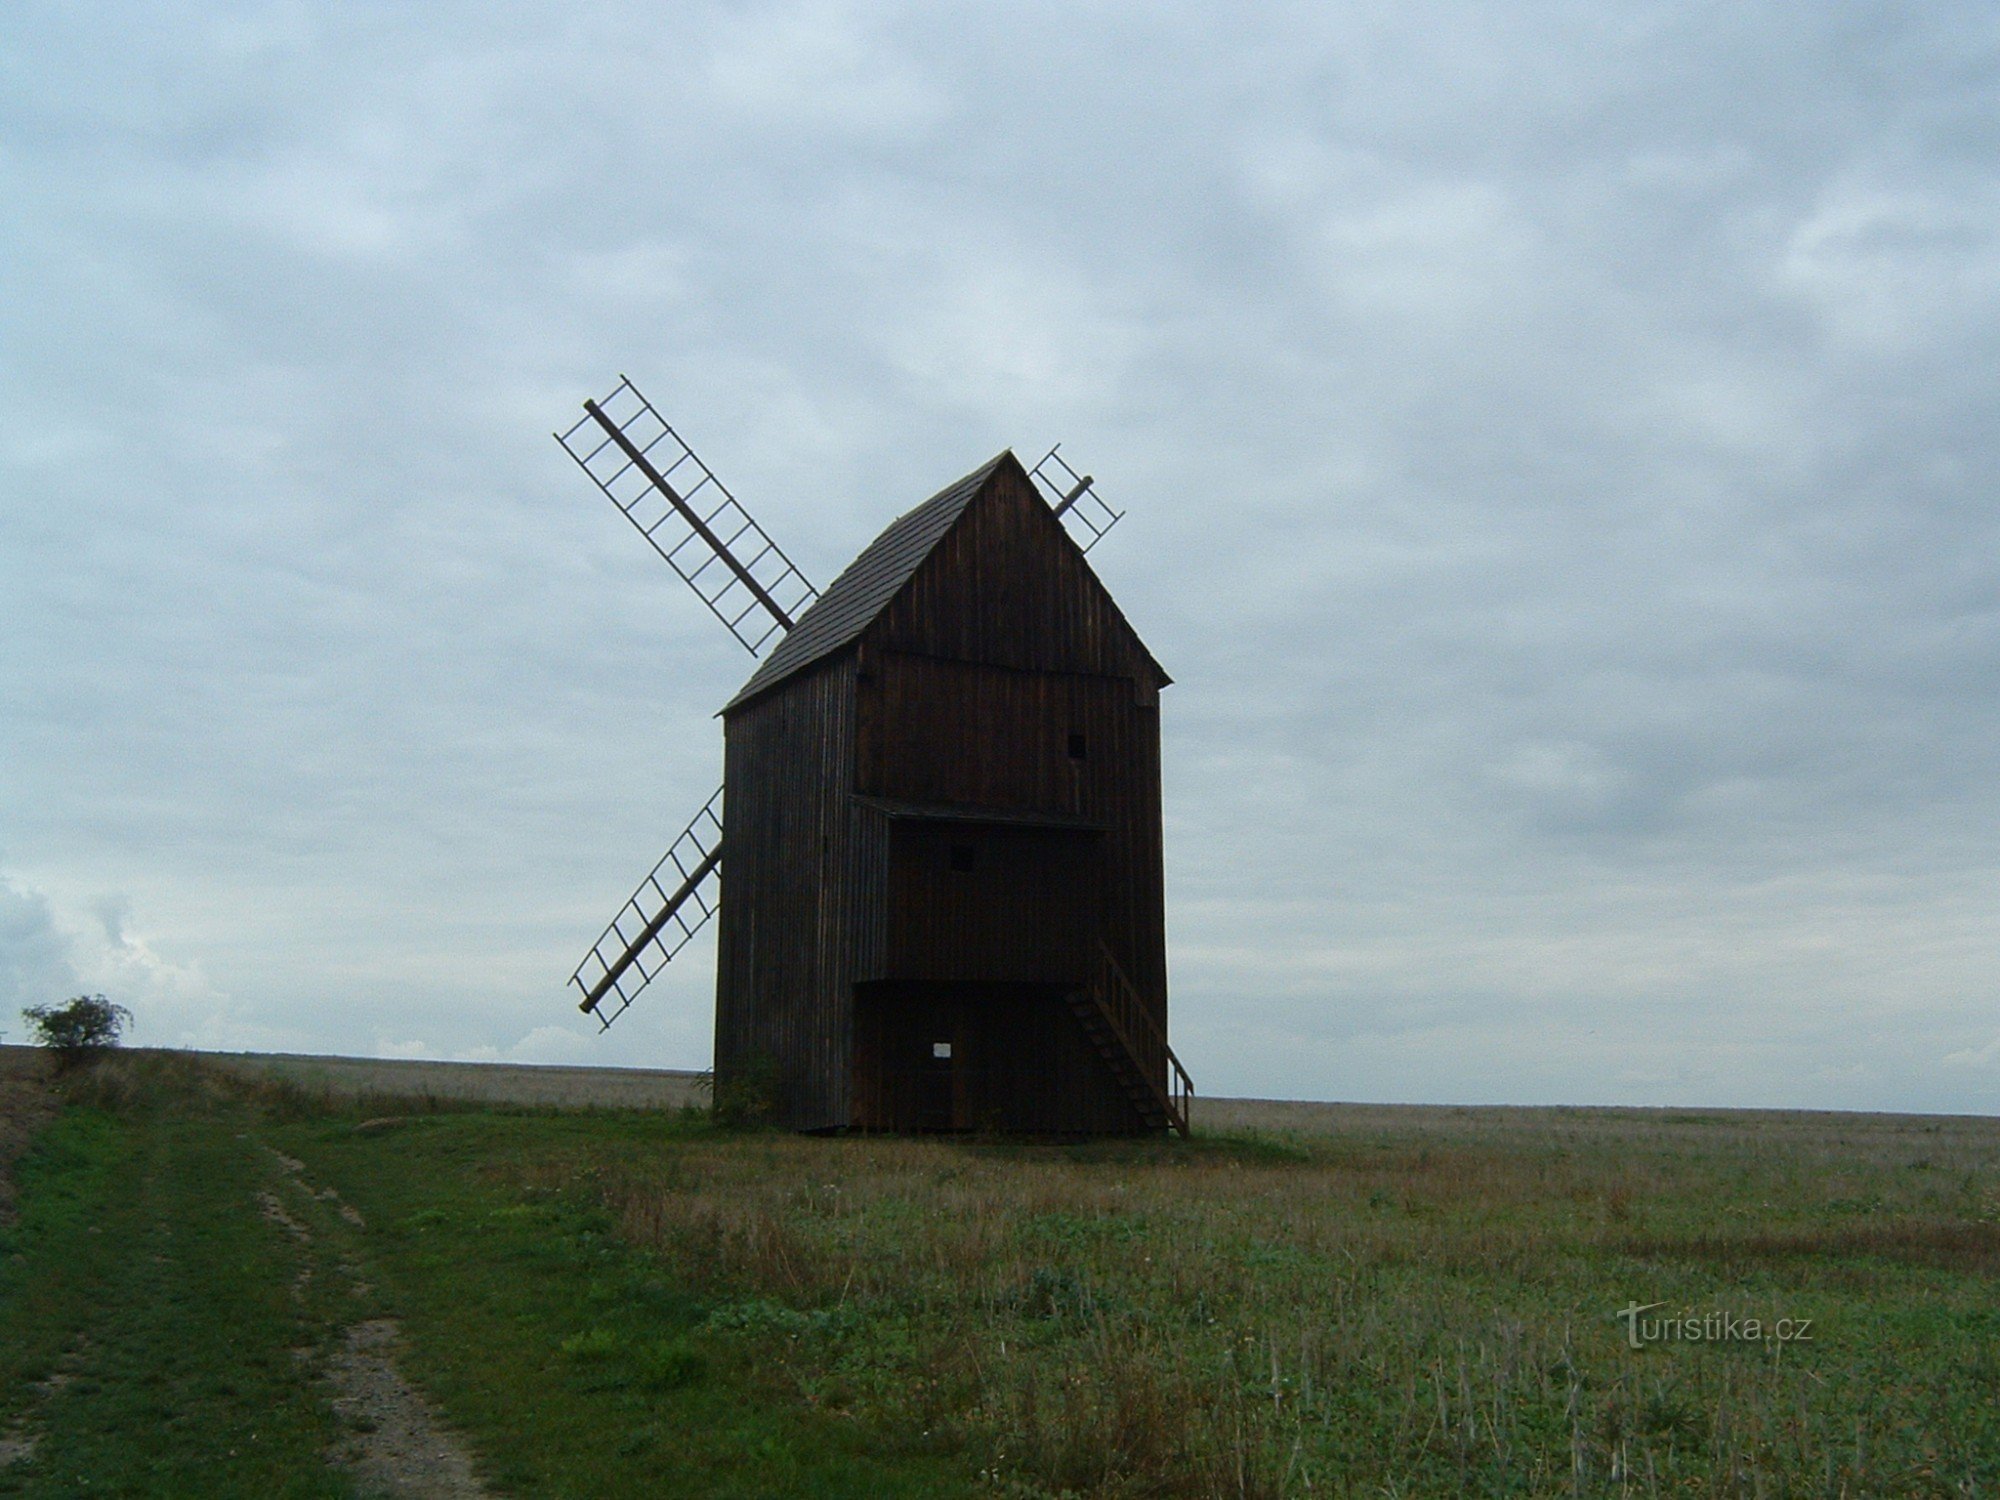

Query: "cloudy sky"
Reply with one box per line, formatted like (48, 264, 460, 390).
(6, 1, 1999, 1113)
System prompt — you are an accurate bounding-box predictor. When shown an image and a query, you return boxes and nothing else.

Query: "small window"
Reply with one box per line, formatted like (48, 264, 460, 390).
(1067, 732, 1088, 760)
(932, 1041, 952, 1060)
(948, 843, 976, 872)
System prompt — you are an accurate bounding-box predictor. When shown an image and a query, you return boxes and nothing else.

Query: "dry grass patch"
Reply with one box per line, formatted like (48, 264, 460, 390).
(1623, 1218, 2000, 1276)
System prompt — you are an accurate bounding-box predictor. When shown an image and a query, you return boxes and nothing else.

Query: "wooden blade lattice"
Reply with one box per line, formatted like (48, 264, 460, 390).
(557, 377, 818, 654)
(1030, 445, 1123, 554)
(571, 788, 724, 1030)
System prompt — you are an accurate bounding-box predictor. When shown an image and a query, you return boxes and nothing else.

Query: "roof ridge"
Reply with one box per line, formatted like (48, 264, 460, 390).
(721, 453, 1013, 713)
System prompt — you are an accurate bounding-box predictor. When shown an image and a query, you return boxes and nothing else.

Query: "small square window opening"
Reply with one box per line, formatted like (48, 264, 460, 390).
(932, 1041, 952, 1059)
(949, 843, 976, 872)
(1067, 732, 1088, 760)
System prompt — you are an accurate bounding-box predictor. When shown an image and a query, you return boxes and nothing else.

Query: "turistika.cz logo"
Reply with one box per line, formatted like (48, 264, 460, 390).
(1616, 1302, 1814, 1350)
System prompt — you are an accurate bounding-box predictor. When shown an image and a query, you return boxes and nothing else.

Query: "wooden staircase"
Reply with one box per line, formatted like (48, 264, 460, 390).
(1064, 943, 1192, 1138)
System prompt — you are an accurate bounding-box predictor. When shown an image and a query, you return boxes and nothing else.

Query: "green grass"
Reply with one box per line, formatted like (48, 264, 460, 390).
(2, 1056, 1997, 1496)
(0, 1060, 350, 1497)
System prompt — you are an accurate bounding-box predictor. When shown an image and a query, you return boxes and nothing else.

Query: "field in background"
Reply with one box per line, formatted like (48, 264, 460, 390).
(1, 1049, 1996, 1496)
(153, 1047, 1979, 1148)
(193, 1048, 710, 1110)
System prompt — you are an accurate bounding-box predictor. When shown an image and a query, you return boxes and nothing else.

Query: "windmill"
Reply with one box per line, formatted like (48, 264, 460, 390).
(557, 376, 1188, 1135)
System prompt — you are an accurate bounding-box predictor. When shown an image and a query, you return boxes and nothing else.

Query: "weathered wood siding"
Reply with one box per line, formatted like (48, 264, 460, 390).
(855, 651, 1167, 1011)
(876, 821, 1099, 986)
(870, 462, 1165, 695)
(851, 981, 1141, 1134)
(848, 796, 890, 985)
(714, 655, 857, 1131)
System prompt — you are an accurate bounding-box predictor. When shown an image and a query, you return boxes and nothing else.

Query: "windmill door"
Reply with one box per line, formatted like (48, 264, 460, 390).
(850, 983, 968, 1131)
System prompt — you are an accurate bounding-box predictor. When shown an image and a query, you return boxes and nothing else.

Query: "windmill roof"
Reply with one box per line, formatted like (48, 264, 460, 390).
(722, 453, 1010, 712)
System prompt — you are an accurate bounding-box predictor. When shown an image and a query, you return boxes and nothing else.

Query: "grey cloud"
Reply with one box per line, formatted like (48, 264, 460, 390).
(4, 1, 1998, 1110)
(0, 877, 80, 1021)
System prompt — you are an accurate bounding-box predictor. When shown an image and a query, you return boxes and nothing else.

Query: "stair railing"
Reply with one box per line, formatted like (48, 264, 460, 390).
(1086, 943, 1193, 1139)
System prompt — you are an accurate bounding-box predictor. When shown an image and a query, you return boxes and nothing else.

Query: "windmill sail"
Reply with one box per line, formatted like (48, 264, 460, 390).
(1030, 445, 1123, 553)
(557, 378, 818, 655)
(572, 787, 724, 1030)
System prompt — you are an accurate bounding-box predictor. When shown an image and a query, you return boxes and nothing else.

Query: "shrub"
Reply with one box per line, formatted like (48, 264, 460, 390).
(707, 1053, 780, 1127)
(21, 994, 132, 1071)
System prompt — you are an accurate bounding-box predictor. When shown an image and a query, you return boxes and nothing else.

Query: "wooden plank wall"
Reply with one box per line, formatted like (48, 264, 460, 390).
(871, 463, 1166, 696)
(860, 462, 1170, 1022)
(876, 821, 1099, 986)
(848, 798, 889, 985)
(851, 981, 1141, 1134)
(715, 656, 857, 1130)
(855, 650, 1169, 1036)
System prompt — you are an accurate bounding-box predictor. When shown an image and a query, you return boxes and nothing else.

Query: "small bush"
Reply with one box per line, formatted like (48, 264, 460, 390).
(637, 1337, 707, 1391)
(21, 994, 132, 1072)
(709, 1053, 779, 1127)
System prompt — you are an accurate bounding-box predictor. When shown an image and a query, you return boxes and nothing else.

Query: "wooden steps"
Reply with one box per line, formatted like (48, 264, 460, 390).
(1065, 944, 1192, 1138)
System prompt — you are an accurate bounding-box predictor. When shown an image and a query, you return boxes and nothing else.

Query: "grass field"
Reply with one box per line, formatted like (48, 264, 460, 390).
(0, 1049, 1995, 1496)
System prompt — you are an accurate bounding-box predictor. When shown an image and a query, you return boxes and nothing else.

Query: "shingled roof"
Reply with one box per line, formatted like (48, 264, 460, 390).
(721, 453, 1010, 713)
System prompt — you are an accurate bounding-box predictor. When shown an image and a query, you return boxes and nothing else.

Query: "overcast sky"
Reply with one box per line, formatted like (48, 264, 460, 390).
(6, 1, 1999, 1113)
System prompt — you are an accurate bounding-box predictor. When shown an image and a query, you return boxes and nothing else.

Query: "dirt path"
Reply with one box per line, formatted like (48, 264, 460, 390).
(0, 1339, 88, 1471)
(327, 1321, 489, 1499)
(259, 1142, 493, 1498)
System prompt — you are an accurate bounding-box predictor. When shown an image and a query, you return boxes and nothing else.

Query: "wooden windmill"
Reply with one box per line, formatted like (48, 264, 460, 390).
(558, 377, 1190, 1136)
